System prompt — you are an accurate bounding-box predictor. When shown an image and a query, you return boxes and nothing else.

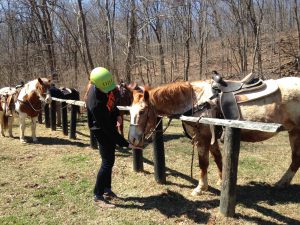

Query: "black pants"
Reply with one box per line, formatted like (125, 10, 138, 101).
(93, 130, 116, 197)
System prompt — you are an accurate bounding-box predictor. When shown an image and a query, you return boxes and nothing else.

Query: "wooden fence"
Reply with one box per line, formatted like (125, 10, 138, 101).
(43, 97, 283, 218)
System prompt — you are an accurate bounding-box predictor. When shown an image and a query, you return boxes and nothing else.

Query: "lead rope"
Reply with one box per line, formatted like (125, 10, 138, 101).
(145, 115, 163, 141)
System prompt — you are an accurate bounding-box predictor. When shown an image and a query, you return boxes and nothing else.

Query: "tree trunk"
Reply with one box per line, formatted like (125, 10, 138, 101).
(77, 0, 94, 71)
(124, 0, 137, 83)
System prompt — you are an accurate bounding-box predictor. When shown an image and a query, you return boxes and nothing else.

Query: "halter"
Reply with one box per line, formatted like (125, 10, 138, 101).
(129, 101, 157, 142)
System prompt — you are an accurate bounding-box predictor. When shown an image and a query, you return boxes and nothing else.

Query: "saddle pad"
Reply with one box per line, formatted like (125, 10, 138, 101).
(235, 79, 278, 103)
(0, 87, 16, 96)
(220, 92, 240, 120)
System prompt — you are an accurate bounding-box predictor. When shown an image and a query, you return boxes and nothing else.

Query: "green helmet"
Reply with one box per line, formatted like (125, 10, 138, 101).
(90, 67, 116, 93)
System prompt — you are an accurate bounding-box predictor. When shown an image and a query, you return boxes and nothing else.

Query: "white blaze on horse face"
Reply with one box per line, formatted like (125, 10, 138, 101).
(129, 102, 145, 146)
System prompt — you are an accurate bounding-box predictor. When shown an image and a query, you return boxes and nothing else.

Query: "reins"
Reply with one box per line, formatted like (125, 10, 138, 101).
(17, 98, 43, 112)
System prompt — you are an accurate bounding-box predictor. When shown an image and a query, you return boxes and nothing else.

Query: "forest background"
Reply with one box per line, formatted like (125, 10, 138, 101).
(1, 0, 300, 95)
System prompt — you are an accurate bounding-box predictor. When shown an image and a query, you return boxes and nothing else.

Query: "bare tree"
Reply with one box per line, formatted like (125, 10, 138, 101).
(294, 0, 300, 71)
(246, 0, 264, 76)
(77, 0, 94, 74)
(124, 0, 137, 83)
(104, 0, 119, 81)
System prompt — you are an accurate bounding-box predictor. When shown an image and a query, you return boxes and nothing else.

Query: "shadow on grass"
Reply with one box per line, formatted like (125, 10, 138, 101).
(163, 133, 186, 142)
(117, 190, 218, 224)
(33, 136, 89, 147)
(237, 182, 300, 225)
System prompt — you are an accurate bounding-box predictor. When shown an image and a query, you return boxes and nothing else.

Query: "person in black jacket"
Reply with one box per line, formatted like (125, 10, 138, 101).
(85, 67, 137, 208)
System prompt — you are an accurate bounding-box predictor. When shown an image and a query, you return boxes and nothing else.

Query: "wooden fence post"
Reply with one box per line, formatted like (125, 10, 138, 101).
(69, 105, 77, 139)
(38, 111, 43, 124)
(56, 102, 62, 127)
(132, 148, 143, 172)
(153, 117, 166, 184)
(50, 101, 56, 131)
(44, 104, 50, 128)
(61, 102, 68, 136)
(219, 127, 241, 217)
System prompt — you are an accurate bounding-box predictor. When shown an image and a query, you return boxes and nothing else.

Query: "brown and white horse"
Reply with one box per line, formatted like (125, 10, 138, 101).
(128, 77, 300, 195)
(15, 78, 52, 143)
(0, 87, 17, 137)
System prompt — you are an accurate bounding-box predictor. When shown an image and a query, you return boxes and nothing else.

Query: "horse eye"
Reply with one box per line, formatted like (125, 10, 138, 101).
(139, 110, 145, 115)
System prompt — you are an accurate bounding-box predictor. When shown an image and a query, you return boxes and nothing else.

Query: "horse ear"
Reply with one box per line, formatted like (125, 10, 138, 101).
(38, 77, 44, 85)
(128, 81, 137, 90)
(144, 85, 151, 91)
(144, 90, 150, 103)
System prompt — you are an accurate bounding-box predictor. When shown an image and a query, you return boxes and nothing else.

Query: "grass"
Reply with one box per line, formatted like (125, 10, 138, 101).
(0, 117, 299, 224)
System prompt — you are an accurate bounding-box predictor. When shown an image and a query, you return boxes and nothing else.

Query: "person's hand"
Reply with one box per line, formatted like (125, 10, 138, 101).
(116, 116, 122, 127)
(128, 143, 143, 150)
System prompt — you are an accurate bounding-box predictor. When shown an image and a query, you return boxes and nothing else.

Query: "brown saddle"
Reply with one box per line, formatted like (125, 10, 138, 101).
(212, 71, 278, 120)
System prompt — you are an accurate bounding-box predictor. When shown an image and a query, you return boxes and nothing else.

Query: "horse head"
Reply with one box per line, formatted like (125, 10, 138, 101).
(117, 81, 145, 107)
(117, 82, 133, 106)
(128, 88, 156, 147)
(36, 78, 52, 104)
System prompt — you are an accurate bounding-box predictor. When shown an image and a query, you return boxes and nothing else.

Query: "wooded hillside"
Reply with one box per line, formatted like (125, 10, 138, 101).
(1, 0, 300, 92)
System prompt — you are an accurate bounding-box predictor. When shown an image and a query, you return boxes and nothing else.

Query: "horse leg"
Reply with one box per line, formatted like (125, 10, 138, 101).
(210, 141, 223, 186)
(31, 116, 38, 142)
(19, 114, 26, 143)
(0, 112, 4, 137)
(191, 137, 210, 196)
(275, 128, 300, 188)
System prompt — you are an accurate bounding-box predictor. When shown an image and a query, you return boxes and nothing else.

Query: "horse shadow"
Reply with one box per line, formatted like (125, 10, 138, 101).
(236, 182, 300, 224)
(115, 182, 299, 224)
(33, 136, 89, 147)
(163, 133, 186, 142)
(116, 190, 218, 224)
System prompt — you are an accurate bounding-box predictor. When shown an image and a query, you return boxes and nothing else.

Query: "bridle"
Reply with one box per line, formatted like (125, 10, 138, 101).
(129, 101, 158, 141)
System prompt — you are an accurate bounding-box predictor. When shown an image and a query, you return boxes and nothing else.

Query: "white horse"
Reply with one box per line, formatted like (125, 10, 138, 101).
(15, 78, 52, 143)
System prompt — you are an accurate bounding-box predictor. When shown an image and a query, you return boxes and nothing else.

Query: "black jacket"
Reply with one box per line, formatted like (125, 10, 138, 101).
(85, 85, 129, 147)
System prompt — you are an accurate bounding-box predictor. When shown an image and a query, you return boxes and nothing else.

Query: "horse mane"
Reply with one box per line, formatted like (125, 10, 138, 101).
(149, 81, 194, 105)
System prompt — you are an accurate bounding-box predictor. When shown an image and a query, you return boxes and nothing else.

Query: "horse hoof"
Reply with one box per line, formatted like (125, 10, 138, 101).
(32, 138, 38, 143)
(191, 186, 208, 196)
(20, 139, 26, 144)
(191, 189, 205, 196)
(191, 190, 202, 196)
